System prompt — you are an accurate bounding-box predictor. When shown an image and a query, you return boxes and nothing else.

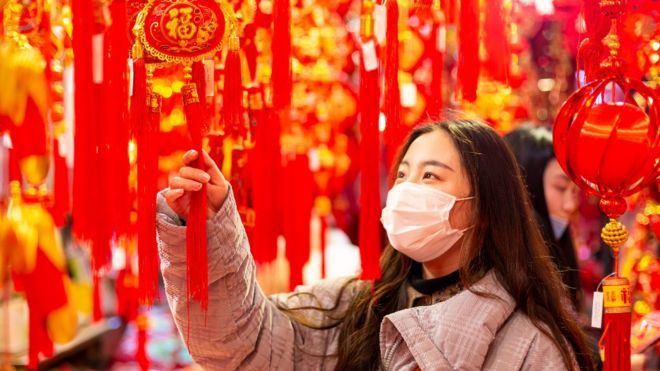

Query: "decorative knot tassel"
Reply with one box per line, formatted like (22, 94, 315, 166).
(182, 77, 209, 311)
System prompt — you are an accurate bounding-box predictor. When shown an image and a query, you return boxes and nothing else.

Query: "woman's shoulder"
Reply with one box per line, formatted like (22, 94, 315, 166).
(488, 310, 571, 369)
(268, 276, 364, 326)
(379, 272, 571, 370)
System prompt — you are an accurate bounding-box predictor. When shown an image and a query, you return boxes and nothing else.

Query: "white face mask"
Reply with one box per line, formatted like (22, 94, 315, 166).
(380, 182, 474, 263)
(549, 215, 569, 240)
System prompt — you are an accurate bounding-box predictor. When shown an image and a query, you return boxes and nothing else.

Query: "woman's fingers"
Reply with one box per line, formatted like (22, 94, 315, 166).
(179, 166, 211, 183)
(181, 149, 225, 185)
(170, 176, 203, 192)
(164, 188, 185, 203)
(182, 149, 199, 166)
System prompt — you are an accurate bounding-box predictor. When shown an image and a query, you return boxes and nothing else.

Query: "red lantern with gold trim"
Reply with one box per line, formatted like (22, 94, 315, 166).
(553, 2, 659, 370)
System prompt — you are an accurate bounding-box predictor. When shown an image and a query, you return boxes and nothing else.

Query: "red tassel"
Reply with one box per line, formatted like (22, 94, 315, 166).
(222, 39, 244, 137)
(383, 0, 403, 170)
(577, 0, 611, 83)
(428, 10, 445, 118)
(250, 89, 280, 264)
(92, 271, 103, 321)
(457, 0, 480, 102)
(272, 0, 292, 110)
(183, 65, 208, 310)
(136, 313, 150, 371)
(52, 139, 70, 227)
(599, 277, 632, 371)
(137, 90, 161, 305)
(483, 0, 509, 83)
(358, 5, 382, 281)
(442, 0, 456, 24)
(282, 153, 313, 290)
(72, 0, 96, 241)
(24, 249, 69, 369)
(107, 0, 131, 236)
(320, 214, 328, 279)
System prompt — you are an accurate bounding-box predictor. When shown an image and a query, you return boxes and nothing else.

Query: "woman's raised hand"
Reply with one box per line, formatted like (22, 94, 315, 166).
(164, 149, 229, 219)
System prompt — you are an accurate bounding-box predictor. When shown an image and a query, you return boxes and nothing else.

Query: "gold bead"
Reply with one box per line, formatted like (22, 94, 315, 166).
(600, 218, 628, 249)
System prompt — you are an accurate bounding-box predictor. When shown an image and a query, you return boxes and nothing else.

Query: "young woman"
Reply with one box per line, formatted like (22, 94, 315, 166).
(157, 116, 595, 370)
(504, 126, 583, 310)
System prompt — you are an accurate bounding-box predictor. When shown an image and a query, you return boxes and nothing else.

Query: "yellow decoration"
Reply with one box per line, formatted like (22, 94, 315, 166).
(602, 277, 632, 313)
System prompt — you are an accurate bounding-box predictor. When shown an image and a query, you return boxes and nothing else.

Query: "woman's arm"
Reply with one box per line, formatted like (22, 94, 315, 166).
(157, 187, 356, 370)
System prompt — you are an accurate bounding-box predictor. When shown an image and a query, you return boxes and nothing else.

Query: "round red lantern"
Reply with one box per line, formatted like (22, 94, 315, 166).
(554, 73, 660, 219)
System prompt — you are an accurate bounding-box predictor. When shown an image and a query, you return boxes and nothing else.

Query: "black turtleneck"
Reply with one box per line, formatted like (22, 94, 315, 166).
(408, 262, 461, 296)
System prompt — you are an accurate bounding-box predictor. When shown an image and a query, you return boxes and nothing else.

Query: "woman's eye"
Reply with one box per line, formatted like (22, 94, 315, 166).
(423, 172, 439, 180)
(396, 171, 406, 179)
(553, 184, 568, 193)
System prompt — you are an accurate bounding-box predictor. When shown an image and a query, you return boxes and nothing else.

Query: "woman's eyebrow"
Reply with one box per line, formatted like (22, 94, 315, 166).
(422, 160, 455, 172)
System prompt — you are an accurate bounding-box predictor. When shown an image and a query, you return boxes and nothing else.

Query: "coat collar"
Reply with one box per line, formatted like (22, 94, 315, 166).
(381, 271, 520, 370)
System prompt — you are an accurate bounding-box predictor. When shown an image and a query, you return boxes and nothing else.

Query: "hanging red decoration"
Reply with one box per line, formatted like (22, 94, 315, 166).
(428, 4, 445, 118)
(457, 0, 479, 102)
(249, 87, 281, 264)
(383, 0, 403, 170)
(132, 0, 233, 310)
(358, 0, 382, 282)
(553, 2, 659, 370)
(272, 0, 292, 110)
(483, 0, 509, 84)
(222, 31, 244, 136)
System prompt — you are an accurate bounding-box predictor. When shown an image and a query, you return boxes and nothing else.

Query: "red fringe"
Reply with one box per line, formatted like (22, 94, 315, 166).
(358, 45, 382, 282)
(137, 91, 160, 305)
(578, 0, 610, 82)
(272, 0, 292, 110)
(71, 0, 96, 241)
(93, 271, 102, 321)
(108, 0, 131, 236)
(282, 153, 313, 290)
(222, 49, 244, 136)
(457, 0, 480, 102)
(600, 311, 631, 371)
(483, 0, 509, 83)
(428, 15, 445, 118)
(442, 0, 456, 24)
(250, 94, 281, 264)
(320, 214, 327, 279)
(183, 72, 209, 310)
(52, 139, 70, 227)
(383, 0, 402, 170)
(136, 314, 150, 371)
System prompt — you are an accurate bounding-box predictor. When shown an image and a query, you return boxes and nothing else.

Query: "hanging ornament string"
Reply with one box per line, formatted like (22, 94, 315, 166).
(428, 0, 445, 118)
(222, 28, 244, 137)
(272, 0, 292, 110)
(383, 0, 402, 170)
(183, 62, 209, 312)
(358, 0, 382, 283)
(457, 0, 479, 102)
